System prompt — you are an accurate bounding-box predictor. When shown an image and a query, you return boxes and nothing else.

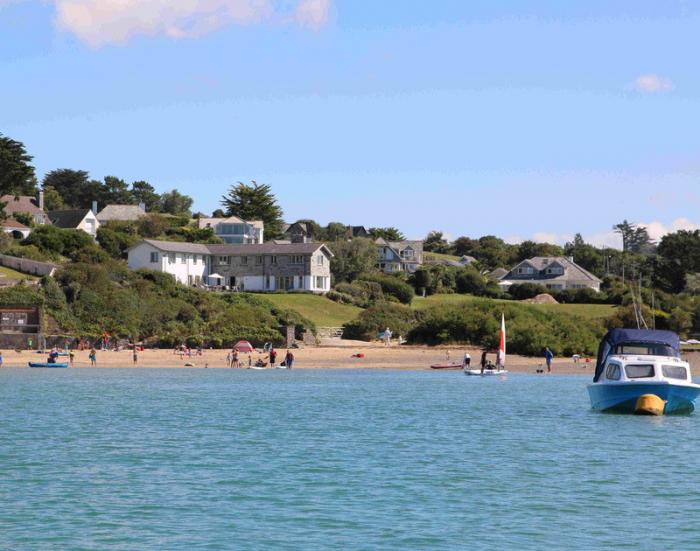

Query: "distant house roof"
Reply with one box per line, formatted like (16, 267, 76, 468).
(96, 204, 146, 222)
(2, 218, 30, 230)
(0, 195, 45, 217)
(48, 209, 92, 229)
(460, 255, 477, 264)
(198, 216, 263, 230)
(349, 226, 368, 237)
(489, 268, 509, 280)
(504, 256, 602, 284)
(131, 239, 334, 257)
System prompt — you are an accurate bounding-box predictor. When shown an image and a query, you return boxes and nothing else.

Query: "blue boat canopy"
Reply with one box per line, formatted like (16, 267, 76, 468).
(593, 329, 681, 382)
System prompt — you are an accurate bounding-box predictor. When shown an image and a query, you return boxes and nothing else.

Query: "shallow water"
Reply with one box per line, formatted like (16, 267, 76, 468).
(0, 368, 698, 550)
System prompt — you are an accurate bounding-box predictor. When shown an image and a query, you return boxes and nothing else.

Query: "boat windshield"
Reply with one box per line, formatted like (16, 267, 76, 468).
(614, 342, 676, 357)
(624, 364, 655, 379)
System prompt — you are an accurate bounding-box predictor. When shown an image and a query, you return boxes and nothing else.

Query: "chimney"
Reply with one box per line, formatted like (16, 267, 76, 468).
(38, 190, 45, 211)
(92, 201, 98, 215)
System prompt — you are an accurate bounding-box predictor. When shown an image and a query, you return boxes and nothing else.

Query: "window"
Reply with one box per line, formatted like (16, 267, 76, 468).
(401, 248, 414, 259)
(168, 253, 176, 264)
(546, 267, 563, 275)
(605, 363, 621, 381)
(517, 267, 534, 275)
(241, 256, 248, 265)
(180, 254, 186, 264)
(317, 255, 324, 265)
(662, 365, 688, 380)
(192, 255, 198, 265)
(291, 255, 304, 265)
(255, 256, 263, 265)
(614, 343, 676, 357)
(150, 252, 159, 263)
(271, 256, 277, 265)
(265, 276, 273, 290)
(218, 256, 229, 264)
(315, 276, 325, 289)
(277, 276, 293, 290)
(625, 364, 655, 379)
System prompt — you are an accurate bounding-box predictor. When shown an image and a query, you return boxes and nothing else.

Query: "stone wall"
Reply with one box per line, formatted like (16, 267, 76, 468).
(0, 254, 58, 277)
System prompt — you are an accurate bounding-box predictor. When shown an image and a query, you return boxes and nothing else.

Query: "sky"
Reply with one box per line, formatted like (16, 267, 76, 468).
(1, 0, 700, 248)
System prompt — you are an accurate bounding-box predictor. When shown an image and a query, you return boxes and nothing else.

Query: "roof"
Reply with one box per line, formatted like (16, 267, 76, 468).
(48, 209, 92, 229)
(507, 256, 602, 283)
(0, 195, 44, 216)
(96, 204, 146, 222)
(2, 218, 30, 230)
(198, 216, 263, 231)
(489, 268, 509, 279)
(130, 239, 334, 257)
(594, 329, 681, 382)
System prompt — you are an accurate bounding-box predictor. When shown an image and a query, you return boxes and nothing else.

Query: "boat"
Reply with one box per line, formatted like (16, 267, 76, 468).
(587, 329, 700, 415)
(465, 313, 508, 376)
(28, 362, 69, 368)
(430, 362, 463, 370)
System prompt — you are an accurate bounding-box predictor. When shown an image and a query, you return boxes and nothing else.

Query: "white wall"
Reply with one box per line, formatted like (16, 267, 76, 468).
(128, 243, 208, 285)
(77, 212, 100, 237)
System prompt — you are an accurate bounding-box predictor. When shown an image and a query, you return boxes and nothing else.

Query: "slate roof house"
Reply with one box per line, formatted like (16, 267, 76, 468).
(197, 216, 264, 244)
(498, 256, 602, 292)
(0, 192, 49, 225)
(96, 203, 147, 222)
(376, 238, 423, 273)
(127, 239, 332, 293)
(48, 209, 100, 237)
(282, 222, 313, 243)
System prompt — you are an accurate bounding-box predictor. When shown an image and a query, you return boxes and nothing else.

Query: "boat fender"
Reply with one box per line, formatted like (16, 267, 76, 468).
(634, 394, 665, 416)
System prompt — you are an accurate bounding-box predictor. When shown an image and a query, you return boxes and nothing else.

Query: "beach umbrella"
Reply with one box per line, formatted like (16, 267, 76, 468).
(234, 340, 254, 353)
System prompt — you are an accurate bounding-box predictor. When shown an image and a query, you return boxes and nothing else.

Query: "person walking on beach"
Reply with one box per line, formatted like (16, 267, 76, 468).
(383, 327, 392, 347)
(232, 349, 239, 368)
(285, 349, 294, 369)
(89, 348, 97, 366)
(544, 347, 554, 373)
(226, 351, 232, 368)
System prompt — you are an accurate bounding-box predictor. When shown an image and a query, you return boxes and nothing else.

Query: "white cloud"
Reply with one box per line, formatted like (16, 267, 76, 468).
(294, 0, 330, 30)
(51, 0, 331, 47)
(632, 74, 674, 93)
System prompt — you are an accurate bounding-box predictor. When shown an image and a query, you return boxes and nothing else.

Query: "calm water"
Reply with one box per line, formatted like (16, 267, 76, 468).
(1, 368, 699, 550)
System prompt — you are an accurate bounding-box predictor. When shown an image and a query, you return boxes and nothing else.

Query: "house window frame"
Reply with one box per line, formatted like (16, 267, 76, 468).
(150, 252, 159, 263)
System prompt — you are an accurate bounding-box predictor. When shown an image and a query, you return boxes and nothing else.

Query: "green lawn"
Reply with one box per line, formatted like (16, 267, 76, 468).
(0, 266, 38, 280)
(262, 294, 362, 327)
(423, 252, 461, 262)
(412, 294, 615, 320)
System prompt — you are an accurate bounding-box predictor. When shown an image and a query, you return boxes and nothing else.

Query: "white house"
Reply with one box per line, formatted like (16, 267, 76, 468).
(1, 218, 31, 239)
(48, 209, 100, 238)
(197, 216, 264, 244)
(498, 256, 602, 293)
(127, 239, 333, 293)
(376, 238, 423, 273)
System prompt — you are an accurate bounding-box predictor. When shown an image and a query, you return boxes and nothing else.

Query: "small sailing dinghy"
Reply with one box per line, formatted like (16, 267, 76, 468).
(465, 314, 508, 376)
(28, 362, 69, 368)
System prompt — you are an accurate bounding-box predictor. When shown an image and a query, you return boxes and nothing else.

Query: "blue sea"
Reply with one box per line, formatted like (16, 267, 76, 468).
(1, 368, 699, 550)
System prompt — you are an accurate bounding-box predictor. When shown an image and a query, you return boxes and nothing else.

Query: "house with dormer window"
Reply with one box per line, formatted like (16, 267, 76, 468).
(498, 256, 602, 292)
(376, 238, 423, 273)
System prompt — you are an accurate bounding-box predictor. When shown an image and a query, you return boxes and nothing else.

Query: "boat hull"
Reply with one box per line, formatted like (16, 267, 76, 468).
(587, 382, 700, 414)
(464, 369, 507, 377)
(28, 362, 69, 368)
(430, 363, 463, 370)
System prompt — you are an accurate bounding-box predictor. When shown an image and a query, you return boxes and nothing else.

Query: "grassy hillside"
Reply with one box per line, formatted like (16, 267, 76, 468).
(424, 252, 461, 262)
(0, 266, 38, 280)
(262, 294, 362, 327)
(411, 294, 615, 320)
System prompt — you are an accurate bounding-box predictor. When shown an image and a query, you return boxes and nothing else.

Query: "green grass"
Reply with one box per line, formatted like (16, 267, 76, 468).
(0, 266, 38, 280)
(423, 252, 461, 262)
(262, 294, 362, 327)
(412, 294, 615, 320)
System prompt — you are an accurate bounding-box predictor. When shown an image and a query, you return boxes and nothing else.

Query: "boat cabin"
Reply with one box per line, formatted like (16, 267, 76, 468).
(602, 355, 691, 384)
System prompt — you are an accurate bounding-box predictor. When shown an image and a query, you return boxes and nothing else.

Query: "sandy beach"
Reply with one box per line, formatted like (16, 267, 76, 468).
(7, 343, 700, 375)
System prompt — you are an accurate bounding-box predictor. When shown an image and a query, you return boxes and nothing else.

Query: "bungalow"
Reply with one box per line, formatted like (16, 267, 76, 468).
(376, 238, 423, 273)
(127, 239, 333, 293)
(197, 216, 263, 244)
(0, 192, 49, 225)
(48, 209, 100, 238)
(96, 203, 146, 223)
(1, 218, 31, 239)
(498, 256, 602, 293)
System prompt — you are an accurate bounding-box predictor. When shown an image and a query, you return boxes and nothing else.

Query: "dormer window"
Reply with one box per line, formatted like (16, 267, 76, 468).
(517, 267, 534, 275)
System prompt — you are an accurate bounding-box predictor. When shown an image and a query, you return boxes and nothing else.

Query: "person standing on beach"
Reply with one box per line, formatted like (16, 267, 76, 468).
(544, 347, 554, 373)
(285, 350, 295, 369)
(480, 350, 488, 374)
(69, 349, 75, 366)
(89, 348, 97, 366)
(269, 347, 277, 366)
(463, 352, 471, 370)
(226, 351, 232, 368)
(133, 348, 138, 365)
(232, 349, 239, 368)
(383, 328, 392, 347)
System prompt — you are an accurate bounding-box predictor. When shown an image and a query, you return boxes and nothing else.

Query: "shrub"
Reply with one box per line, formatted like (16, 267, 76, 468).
(507, 282, 549, 300)
(343, 302, 417, 341)
(358, 273, 415, 305)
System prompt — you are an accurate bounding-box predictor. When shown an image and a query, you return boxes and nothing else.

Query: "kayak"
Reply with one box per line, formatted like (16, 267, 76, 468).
(28, 362, 69, 368)
(430, 363, 464, 370)
(464, 368, 507, 376)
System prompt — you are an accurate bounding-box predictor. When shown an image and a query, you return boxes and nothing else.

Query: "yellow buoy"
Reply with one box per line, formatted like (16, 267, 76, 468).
(634, 394, 665, 416)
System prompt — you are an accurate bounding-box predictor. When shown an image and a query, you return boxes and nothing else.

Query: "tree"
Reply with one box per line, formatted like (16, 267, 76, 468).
(160, 189, 193, 215)
(564, 233, 604, 276)
(131, 181, 161, 212)
(211, 209, 226, 218)
(101, 176, 133, 205)
(326, 222, 349, 241)
(0, 133, 37, 195)
(369, 227, 405, 241)
(423, 231, 450, 254)
(452, 236, 477, 257)
(516, 240, 564, 261)
(43, 169, 91, 207)
(328, 238, 378, 283)
(471, 235, 516, 269)
(614, 220, 653, 254)
(42, 186, 64, 211)
(655, 230, 700, 293)
(221, 181, 284, 238)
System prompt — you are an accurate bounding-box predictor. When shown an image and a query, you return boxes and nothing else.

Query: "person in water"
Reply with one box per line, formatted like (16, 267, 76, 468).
(285, 350, 295, 369)
(480, 350, 488, 374)
(544, 347, 554, 373)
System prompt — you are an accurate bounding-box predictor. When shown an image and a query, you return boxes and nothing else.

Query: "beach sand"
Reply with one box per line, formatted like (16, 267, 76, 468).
(7, 343, 700, 375)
